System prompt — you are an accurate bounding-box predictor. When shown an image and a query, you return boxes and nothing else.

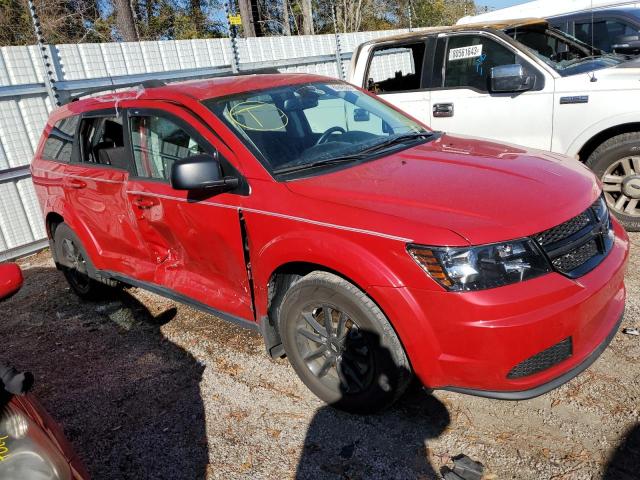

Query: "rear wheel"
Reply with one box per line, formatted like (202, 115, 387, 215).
(279, 271, 412, 413)
(53, 223, 116, 300)
(587, 132, 640, 231)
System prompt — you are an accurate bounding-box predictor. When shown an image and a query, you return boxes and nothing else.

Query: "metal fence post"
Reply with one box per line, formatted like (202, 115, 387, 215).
(225, 0, 241, 73)
(331, 4, 345, 81)
(27, 0, 61, 107)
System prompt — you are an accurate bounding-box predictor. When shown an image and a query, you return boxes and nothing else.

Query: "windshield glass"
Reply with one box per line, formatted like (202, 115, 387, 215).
(204, 81, 431, 177)
(506, 25, 627, 75)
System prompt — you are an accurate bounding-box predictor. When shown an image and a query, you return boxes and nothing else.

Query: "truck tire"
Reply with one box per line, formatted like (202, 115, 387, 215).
(53, 223, 117, 300)
(278, 271, 412, 413)
(586, 132, 640, 231)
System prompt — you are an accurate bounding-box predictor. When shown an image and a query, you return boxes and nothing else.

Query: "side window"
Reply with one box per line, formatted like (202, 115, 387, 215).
(366, 42, 426, 93)
(42, 116, 79, 163)
(129, 115, 206, 180)
(443, 35, 518, 92)
(575, 19, 637, 51)
(79, 115, 127, 169)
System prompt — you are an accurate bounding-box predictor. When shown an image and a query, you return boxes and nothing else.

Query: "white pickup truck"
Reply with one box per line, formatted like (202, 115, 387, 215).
(347, 19, 640, 230)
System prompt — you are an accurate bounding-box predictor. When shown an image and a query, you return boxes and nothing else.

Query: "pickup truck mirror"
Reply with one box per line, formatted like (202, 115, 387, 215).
(613, 35, 640, 53)
(490, 64, 534, 93)
(170, 153, 239, 193)
(353, 108, 370, 122)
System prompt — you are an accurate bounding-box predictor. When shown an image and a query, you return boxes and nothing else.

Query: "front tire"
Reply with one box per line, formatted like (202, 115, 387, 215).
(279, 271, 412, 413)
(53, 223, 116, 300)
(587, 132, 640, 231)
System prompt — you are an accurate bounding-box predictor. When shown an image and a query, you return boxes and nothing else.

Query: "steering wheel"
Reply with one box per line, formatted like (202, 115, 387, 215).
(316, 126, 346, 145)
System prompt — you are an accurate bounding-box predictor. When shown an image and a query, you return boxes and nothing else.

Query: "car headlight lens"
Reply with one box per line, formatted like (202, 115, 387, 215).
(0, 404, 71, 480)
(408, 239, 551, 291)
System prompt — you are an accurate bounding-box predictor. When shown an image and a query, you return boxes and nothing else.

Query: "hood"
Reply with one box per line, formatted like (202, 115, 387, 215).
(285, 134, 600, 246)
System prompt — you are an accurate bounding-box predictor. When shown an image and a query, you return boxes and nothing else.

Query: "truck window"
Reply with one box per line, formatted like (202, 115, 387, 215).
(79, 115, 128, 170)
(129, 115, 206, 180)
(42, 116, 79, 163)
(443, 35, 517, 92)
(575, 19, 638, 51)
(366, 42, 425, 93)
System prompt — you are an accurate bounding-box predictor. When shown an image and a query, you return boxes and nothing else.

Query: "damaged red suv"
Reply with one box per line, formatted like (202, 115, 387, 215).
(31, 74, 629, 412)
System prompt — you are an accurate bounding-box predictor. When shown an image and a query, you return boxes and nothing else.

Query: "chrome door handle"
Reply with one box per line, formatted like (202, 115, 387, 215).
(433, 103, 454, 117)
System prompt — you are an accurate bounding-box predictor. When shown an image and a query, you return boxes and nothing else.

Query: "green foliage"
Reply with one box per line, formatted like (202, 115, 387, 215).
(0, 0, 478, 46)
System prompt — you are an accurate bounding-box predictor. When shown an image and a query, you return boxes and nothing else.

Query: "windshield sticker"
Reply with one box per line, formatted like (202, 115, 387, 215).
(448, 44, 483, 61)
(229, 101, 288, 132)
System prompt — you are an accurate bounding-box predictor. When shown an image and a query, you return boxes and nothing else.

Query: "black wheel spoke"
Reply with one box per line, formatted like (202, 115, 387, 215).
(297, 327, 324, 344)
(336, 311, 347, 340)
(322, 305, 333, 336)
(303, 344, 328, 361)
(339, 358, 365, 391)
(316, 356, 334, 378)
(302, 311, 327, 337)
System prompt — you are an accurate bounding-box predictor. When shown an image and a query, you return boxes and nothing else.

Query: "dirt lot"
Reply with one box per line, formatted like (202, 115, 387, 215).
(2, 232, 639, 479)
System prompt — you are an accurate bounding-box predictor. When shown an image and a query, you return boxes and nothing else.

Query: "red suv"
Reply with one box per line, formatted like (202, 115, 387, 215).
(31, 74, 629, 412)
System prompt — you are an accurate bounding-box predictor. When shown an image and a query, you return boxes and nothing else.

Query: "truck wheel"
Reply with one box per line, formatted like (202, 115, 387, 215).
(278, 271, 412, 413)
(53, 223, 116, 300)
(587, 132, 640, 231)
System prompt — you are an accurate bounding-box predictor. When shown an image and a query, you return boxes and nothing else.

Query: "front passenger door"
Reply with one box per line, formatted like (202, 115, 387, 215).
(125, 105, 254, 322)
(428, 33, 554, 150)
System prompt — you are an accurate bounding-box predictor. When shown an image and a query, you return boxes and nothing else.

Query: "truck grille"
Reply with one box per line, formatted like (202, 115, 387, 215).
(534, 196, 614, 278)
(507, 338, 573, 379)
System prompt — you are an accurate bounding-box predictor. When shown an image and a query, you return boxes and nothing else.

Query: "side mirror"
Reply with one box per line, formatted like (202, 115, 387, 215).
(613, 35, 640, 53)
(353, 108, 370, 122)
(170, 153, 239, 193)
(490, 64, 534, 93)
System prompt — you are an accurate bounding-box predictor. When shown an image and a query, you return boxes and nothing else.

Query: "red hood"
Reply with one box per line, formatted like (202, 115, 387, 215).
(285, 134, 601, 245)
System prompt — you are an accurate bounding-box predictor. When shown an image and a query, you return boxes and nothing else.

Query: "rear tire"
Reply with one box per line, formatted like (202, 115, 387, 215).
(586, 132, 640, 231)
(53, 223, 116, 300)
(279, 271, 412, 413)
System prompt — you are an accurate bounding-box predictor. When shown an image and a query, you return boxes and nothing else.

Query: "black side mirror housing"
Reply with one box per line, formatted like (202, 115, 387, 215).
(613, 35, 640, 54)
(490, 64, 534, 93)
(170, 153, 239, 193)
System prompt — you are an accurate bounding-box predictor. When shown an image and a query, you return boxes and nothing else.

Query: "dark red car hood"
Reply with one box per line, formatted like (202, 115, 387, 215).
(285, 134, 601, 246)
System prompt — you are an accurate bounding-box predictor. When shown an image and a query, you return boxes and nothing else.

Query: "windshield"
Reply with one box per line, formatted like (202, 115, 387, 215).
(204, 81, 431, 178)
(506, 25, 627, 75)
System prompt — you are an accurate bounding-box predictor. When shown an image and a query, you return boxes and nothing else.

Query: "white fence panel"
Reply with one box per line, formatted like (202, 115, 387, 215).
(0, 28, 414, 259)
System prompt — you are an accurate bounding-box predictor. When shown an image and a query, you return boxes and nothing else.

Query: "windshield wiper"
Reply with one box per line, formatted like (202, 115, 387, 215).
(274, 132, 438, 175)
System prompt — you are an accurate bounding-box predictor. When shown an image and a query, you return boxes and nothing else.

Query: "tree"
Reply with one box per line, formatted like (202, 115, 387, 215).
(113, 0, 140, 41)
(300, 0, 313, 34)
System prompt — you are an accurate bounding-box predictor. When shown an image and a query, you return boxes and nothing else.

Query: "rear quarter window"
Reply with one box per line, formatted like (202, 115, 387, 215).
(42, 116, 79, 163)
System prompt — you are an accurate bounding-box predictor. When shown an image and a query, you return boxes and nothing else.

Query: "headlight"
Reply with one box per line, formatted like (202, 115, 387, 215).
(0, 404, 71, 480)
(408, 239, 551, 291)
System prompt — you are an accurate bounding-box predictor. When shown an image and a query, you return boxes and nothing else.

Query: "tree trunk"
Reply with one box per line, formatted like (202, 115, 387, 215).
(281, 0, 291, 35)
(113, 0, 139, 41)
(237, 0, 257, 37)
(300, 0, 314, 35)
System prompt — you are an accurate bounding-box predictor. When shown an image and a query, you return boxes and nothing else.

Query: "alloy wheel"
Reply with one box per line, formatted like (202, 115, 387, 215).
(294, 304, 374, 395)
(602, 156, 640, 218)
(61, 238, 91, 292)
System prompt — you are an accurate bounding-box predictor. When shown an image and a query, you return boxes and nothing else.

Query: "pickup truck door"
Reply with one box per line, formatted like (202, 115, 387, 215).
(428, 33, 555, 151)
(364, 41, 432, 124)
(124, 103, 254, 322)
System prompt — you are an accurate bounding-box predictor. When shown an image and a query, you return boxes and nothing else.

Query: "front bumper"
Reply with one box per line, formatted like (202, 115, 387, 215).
(369, 219, 629, 398)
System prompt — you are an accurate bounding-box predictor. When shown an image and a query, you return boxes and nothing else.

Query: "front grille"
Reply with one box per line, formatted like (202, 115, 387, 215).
(534, 196, 613, 278)
(551, 240, 599, 272)
(507, 338, 573, 379)
(535, 212, 591, 247)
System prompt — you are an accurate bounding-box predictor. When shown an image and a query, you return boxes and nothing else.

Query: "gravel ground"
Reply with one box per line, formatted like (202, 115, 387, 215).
(2, 232, 639, 480)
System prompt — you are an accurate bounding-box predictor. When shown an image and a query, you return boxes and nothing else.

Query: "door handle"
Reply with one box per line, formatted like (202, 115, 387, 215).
(133, 197, 158, 209)
(433, 103, 454, 118)
(67, 178, 86, 189)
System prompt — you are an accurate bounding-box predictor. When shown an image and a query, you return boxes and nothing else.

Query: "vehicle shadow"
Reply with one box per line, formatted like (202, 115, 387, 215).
(295, 330, 450, 479)
(1, 265, 208, 479)
(603, 423, 640, 480)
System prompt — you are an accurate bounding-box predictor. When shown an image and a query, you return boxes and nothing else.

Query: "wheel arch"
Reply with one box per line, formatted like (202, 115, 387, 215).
(576, 122, 640, 162)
